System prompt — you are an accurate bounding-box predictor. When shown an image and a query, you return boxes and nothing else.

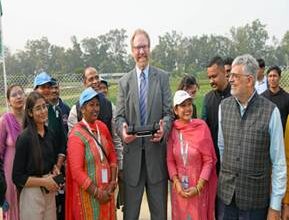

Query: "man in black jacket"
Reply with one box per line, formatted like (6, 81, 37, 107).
(202, 56, 231, 174)
(261, 65, 289, 132)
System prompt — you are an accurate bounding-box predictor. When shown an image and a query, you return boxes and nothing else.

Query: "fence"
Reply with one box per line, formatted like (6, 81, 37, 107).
(0, 72, 126, 114)
(1, 68, 289, 115)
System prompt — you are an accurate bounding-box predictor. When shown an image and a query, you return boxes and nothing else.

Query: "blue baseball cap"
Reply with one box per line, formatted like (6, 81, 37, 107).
(33, 72, 53, 89)
(79, 87, 99, 107)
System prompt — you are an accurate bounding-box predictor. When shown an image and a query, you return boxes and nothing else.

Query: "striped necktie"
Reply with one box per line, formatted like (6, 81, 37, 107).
(139, 71, 147, 126)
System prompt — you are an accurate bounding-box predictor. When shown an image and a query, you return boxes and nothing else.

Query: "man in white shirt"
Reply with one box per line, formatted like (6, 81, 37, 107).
(254, 58, 267, 94)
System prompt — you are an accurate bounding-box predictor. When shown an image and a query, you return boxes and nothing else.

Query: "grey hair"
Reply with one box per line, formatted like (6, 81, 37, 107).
(232, 54, 258, 81)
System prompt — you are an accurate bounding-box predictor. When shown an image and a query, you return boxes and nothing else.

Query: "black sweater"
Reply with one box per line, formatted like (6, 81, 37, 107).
(262, 87, 289, 132)
(12, 127, 59, 191)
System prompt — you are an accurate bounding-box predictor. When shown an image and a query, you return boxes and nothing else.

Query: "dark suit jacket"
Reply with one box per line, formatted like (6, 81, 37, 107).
(115, 66, 172, 186)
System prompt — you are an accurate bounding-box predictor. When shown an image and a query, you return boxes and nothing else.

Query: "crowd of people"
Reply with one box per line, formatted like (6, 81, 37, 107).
(0, 29, 289, 220)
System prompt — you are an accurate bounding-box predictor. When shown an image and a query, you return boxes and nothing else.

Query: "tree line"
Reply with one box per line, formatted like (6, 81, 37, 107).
(3, 19, 289, 78)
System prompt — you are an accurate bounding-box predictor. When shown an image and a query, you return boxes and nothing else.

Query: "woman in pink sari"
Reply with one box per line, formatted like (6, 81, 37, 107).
(167, 90, 217, 220)
(0, 85, 25, 220)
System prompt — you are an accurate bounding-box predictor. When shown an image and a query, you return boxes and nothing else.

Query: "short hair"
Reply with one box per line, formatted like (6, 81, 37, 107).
(207, 56, 224, 68)
(267, 65, 281, 76)
(257, 58, 265, 68)
(177, 75, 199, 90)
(130, 29, 151, 48)
(232, 54, 259, 80)
(82, 67, 98, 81)
(51, 77, 59, 86)
(224, 57, 234, 66)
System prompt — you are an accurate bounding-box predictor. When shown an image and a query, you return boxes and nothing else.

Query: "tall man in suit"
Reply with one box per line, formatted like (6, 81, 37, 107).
(115, 29, 172, 220)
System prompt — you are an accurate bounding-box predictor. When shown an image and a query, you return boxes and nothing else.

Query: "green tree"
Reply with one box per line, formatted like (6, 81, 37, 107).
(65, 36, 84, 73)
(82, 29, 129, 73)
(281, 31, 289, 66)
(151, 31, 184, 72)
(230, 19, 269, 58)
(49, 45, 66, 74)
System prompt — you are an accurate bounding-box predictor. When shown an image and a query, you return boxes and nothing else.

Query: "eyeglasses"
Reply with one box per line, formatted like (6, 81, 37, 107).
(33, 103, 49, 112)
(10, 90, 25, 98)
(133, 45, 149, 51)
(229, 72, 251, 79)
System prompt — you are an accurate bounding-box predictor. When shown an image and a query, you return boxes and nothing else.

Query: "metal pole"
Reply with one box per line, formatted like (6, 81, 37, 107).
(0, 14, 8, 111)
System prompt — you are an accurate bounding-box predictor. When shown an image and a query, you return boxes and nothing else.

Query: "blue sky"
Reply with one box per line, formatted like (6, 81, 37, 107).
(3, 0, 289, 51)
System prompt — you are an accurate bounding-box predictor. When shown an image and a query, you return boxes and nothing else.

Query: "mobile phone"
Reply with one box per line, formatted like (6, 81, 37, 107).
(53, 174, 65, 185)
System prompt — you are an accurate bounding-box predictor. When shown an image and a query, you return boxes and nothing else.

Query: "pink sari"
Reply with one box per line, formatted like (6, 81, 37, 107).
(0, 113, 22, 220)
(167, 119, 217, 220)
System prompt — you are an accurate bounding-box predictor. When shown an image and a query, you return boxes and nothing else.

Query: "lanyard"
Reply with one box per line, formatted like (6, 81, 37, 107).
(82, 119, 104, 161)
(178, 132, 188, 167)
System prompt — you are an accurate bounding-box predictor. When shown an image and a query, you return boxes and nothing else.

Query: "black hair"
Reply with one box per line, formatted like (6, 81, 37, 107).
(23, 92, 45, 173)
(100, 80, 108, 87)
(6, 84, 24, 100)
(266, 65, 281, 76)
(257, 58, 265, 68)
(177, 75, 199, 90)
(207, 56, 224, 68)
(224, 57, 234, 65)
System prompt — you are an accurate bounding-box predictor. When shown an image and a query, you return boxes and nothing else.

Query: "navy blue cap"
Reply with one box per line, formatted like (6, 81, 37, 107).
(79, 87, 99, 107)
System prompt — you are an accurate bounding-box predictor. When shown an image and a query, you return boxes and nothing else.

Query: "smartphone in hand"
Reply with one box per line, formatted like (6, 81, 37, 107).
(53, 174, 65, 185)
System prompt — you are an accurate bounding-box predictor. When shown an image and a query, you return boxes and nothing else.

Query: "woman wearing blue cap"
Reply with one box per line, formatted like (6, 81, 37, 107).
(65, 87, 117, 220)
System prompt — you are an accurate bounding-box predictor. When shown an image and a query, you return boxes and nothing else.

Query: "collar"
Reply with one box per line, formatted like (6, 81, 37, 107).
(256, 75, 267, 85)
(235, 90, 257, 110)
(136, 65, 149, 79)
(219, 83, 231, 94)
(81, 119, 103, 161)
(268, 87, 283, 96)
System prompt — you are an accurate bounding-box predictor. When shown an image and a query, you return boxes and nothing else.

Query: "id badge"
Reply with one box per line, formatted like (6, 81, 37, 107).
(101, 168, 108, 183)
(181, 175, 189, 190)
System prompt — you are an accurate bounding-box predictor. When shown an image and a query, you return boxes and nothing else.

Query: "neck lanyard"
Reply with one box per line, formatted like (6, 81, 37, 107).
(82, 119, 104, 161)
(178, 132, 188, 167)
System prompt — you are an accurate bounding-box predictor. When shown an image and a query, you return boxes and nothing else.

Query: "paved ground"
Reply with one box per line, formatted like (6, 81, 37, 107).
(116, 192, 172, 220)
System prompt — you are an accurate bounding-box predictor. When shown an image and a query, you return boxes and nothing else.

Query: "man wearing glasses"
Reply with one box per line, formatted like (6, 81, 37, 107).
(115, 29, 172, 220)
(217, 54, 286, 219)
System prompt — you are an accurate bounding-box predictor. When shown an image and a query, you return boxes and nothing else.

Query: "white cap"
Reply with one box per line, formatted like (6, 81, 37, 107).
(173, 90, 192, 107)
